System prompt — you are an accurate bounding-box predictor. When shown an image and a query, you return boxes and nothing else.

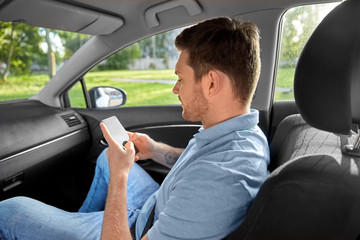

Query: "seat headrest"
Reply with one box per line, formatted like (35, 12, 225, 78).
(294, 0, 360, 135)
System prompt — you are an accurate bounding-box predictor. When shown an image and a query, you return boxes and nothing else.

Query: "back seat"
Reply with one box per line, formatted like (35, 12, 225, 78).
(269, 114, 345, 171)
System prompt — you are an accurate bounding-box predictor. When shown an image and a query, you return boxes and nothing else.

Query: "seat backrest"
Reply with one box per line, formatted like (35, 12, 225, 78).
(227, 154, 360, 240)
(226, 0, 360, 239)
(269, 114, 342, 171)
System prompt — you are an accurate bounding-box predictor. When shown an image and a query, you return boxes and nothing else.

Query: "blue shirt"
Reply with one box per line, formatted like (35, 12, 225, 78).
(136, 109, 269, 240)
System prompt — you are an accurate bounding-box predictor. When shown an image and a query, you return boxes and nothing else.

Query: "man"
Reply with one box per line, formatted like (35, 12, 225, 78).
(0, 17, 269, 240)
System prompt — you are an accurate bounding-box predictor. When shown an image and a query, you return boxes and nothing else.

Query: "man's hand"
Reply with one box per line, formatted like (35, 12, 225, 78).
(100, 123, 136, 178)
(129, 131, 184, 168)
(128, 132, 157, 161)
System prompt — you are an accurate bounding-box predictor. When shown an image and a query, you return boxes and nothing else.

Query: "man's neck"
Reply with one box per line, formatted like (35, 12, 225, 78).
(201, 105, 250, 129)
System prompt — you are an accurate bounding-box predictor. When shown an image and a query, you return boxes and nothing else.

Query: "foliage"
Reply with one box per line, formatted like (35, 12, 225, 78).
(279, 3, 339, 68)
(0, 23, 90, 81)
(0, 22, 45, 80)
(57, 31, 89, 59)
(279, 6, 321, 67)
(86, 69, 177, 80)
(0, 19, 182, 81)
(96, 43, 142, 70)
(275, 3, 339, 99)
(138, 31, 179, 59)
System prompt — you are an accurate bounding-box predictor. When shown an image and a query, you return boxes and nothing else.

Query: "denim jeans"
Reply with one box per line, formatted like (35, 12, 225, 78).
(0, 149, 159, 240)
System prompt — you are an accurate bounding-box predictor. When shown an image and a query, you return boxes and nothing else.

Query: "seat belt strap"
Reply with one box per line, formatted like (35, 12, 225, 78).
(141, 204, 156, 238)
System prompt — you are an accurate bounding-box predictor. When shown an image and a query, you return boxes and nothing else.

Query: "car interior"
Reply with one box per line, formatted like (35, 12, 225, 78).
(0, 0, 359, 238)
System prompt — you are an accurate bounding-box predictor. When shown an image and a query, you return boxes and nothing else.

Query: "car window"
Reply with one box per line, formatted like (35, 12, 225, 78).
(0, 22, 89, 102)
(69, 28, 184, 108)
(68, 80, 87, 108)
(275, 2, 340, 101)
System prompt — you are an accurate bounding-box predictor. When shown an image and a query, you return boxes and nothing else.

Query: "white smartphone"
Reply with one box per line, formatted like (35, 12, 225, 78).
(101, 116, 129, 147)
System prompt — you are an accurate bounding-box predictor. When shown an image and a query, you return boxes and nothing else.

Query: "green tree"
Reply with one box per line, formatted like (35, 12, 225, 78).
(138, 31, 176, 59)
(98, 43, 142, 70)
(0, 22, 44, 82)
(45, 29, 56, 78)
(58, 31, 89, 60)
(279, 8, 304, 67)
(279, 6, 323, 67)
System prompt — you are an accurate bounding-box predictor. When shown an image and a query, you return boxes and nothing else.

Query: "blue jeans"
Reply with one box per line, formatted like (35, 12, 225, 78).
(0, 149, 159, 240)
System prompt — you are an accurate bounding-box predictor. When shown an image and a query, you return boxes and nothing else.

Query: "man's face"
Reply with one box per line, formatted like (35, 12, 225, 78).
(173, 51, 208, 122)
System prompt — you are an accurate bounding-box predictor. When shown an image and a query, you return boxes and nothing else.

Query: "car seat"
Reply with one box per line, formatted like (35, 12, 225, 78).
(225, 0, 360, 239)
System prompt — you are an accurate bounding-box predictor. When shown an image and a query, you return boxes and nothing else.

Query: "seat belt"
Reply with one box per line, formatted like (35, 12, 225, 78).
(141, 204, 156, 238)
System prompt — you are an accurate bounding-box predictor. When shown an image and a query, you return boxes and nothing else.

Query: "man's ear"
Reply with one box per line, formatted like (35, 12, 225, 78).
(202, 70, 221, 98)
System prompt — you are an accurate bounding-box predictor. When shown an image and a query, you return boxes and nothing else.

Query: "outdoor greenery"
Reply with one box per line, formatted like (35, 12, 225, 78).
(0, 68, 295, 106)
(0, 70, 179, 106)
(274, 68, 295, 100)
(0, 23, 179, 81)
(279, 6, 320, 67)
(0, 3, 339, 105)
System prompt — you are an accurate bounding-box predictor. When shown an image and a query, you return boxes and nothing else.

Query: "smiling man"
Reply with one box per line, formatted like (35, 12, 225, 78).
(0, 17, 269, 240)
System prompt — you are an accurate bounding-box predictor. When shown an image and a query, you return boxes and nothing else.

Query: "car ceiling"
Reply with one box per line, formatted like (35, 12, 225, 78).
(0, 0, 341, 110)
(0, 0, 341, 35)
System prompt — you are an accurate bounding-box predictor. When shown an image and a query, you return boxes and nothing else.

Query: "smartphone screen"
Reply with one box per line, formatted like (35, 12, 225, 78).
(101, 116, 129, 147)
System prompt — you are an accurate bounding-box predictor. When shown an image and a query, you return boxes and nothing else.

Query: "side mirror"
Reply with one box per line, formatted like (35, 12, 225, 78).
(89, 86, 127, 108)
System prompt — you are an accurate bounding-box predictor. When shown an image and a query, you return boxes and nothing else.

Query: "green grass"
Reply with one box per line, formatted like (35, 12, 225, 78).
(68, 77, 178, 108)
(0, 74, 50, 101)
(83, 70, 178, 107)
(274, 67, 295, 100)
(0, 68, 295, 106)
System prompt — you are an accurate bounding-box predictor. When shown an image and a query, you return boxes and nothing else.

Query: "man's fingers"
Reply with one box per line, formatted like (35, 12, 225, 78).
(127, 131, 134, 139)
(129, 132, 140, 142)
(124, 140, 135, 151)
(100, 122, 119, 148)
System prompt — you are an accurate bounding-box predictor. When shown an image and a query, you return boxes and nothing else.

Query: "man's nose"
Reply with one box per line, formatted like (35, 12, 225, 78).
(172, 81, 179, 94)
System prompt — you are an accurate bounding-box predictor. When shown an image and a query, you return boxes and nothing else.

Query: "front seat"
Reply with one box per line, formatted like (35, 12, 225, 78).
(226, 0, 360, 239)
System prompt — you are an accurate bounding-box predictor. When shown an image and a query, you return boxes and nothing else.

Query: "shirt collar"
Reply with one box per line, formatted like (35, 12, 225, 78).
(194, 109, 259, 149)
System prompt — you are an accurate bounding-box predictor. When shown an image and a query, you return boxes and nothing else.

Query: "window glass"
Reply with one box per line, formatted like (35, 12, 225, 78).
(275, 2, 340, 100)
(0, 22, 89, 102)
(68, 81, 86, 108)
(81, 28, 183, 108)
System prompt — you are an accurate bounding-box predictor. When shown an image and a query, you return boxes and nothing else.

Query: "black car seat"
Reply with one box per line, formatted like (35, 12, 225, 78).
(225, 0, 360, 239)
(269, 114, 344, 171)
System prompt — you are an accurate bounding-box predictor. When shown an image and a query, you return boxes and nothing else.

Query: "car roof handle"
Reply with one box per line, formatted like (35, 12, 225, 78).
(145, 0, 202, 28)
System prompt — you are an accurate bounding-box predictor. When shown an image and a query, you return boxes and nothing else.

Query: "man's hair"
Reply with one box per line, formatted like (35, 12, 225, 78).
(174, 17, 261, 105)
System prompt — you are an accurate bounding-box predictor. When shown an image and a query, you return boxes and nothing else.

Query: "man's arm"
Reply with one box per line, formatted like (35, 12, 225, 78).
(102, 177, 150, 240)
(151, 141, 184, 168)
(101, 174, 132, 239)
(99, 125, 160, 240)
(100, 123, 134, 240)
(129, 132, 184, 168)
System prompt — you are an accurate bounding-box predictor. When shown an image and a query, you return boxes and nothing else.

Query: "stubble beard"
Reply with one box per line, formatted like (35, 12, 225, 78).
(181, 86, 208, 122)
